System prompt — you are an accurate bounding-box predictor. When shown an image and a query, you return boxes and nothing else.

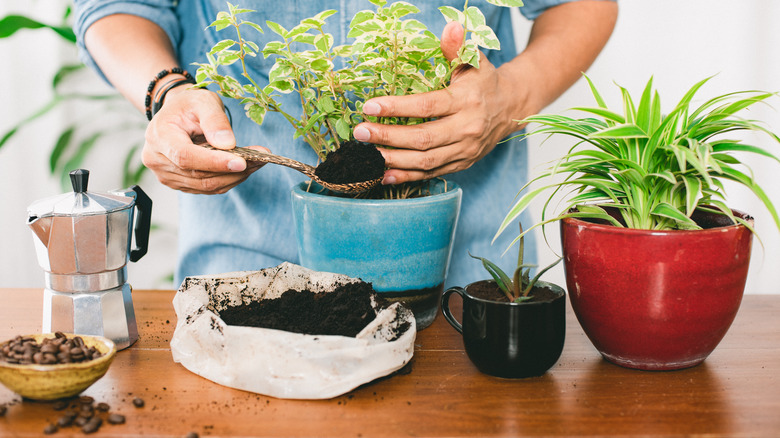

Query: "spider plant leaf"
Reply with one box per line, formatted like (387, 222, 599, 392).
(681, 176, 702, 216)
(635, 76, 655, 133)
(718, 166, 780, 231)
(651, 203, 699, 229)
(570, 107, 626, 124)
(583, 74, 608, 109)
(711, 141, 780, 163)
(648, 170, 676, 185)
(589, 123, 647, 138)
(495, 184, 553, 240)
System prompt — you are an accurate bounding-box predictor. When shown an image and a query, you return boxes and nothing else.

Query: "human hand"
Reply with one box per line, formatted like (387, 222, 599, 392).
(352, 21, 526, 185)
(142, 87, 266, 194)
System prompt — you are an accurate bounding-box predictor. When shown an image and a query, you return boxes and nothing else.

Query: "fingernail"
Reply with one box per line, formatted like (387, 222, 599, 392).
(363, 101, 381, 116)
(353, 126, 371, 142)
(213, 130, 235, 146)
(383, 175, 397, 185)
(227, 158, 246, 172)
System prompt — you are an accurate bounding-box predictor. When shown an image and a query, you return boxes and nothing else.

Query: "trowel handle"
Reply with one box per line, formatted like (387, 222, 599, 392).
(130, 185, 153, 262)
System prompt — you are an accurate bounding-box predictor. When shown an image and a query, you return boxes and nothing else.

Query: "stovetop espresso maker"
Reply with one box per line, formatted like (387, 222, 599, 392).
(27, 169, 152, 350)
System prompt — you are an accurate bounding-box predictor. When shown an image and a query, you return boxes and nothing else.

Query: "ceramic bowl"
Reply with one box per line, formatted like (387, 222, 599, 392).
(0, 333, 116, 400)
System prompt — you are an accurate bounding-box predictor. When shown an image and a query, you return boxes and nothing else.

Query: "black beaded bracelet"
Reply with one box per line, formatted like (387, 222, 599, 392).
(144, 67, 195, 121)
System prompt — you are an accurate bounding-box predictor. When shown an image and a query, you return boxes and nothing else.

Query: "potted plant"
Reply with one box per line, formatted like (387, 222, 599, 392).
(194, 0, 521, 329)
(496, 75, 780, 370)
(441, 224, 565, 378)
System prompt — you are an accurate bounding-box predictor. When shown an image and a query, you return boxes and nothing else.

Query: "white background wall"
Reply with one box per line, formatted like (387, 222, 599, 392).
(1, 1, 778, 293)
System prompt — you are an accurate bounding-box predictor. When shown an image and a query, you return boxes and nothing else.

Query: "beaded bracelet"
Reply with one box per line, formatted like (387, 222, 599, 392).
(144, 67, 195, 121)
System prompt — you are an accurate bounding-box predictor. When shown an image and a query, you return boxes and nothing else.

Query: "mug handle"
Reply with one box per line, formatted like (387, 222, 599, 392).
(441, 286, 465, 334)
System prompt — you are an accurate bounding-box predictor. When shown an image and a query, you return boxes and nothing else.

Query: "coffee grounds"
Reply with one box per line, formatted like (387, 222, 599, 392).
(467, 280, 561, 303)
(217, 281, 380, 337)
(314, 140, 385, 184)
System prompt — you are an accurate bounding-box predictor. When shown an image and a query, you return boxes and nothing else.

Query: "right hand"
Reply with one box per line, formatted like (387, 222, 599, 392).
(142, 87, 266, 194)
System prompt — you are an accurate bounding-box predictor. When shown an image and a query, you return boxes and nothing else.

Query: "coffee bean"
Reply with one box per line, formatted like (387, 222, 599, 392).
(78, 395, 95, 405)
(96, 402, 110, 412)
(74, 416, 89, 427)
(57, 414, 75, 427)
(186, 432, 200, 438)
(0, 335, 103, 365)
(82, 417, 102, 434)
(43, 423, 58, 434)
(107, 413, 126, 424)
(132, 397, 145, 408)
(40, 343, 58, 354)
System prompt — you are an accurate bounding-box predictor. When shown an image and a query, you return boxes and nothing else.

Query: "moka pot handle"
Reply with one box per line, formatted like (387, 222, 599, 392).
(129, 185, 152, 262)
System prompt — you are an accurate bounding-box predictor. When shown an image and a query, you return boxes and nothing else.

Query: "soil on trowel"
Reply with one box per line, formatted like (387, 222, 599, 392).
(314, 140, 385, 184)
(217, 281, 384, 337)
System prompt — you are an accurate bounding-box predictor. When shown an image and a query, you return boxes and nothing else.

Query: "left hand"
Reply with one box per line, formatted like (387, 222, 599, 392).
(353, 21, 525, 185)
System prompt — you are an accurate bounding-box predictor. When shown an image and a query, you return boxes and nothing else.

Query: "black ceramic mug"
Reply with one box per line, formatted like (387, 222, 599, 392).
(441, 280, 566, 378)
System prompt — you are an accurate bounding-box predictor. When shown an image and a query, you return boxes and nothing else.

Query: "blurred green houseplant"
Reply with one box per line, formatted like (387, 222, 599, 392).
(0, 5, 147, 190)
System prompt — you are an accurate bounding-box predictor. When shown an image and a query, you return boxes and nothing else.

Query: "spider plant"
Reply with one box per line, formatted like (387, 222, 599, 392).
(496, 75, 780, 247)
(470, 223, 561, 303)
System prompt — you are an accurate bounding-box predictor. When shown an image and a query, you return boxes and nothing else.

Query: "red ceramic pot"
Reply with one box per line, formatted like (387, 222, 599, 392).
(560, 209, 753, 370)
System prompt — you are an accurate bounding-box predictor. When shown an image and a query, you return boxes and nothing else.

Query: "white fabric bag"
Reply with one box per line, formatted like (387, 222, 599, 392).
(170, 262, 416, 399)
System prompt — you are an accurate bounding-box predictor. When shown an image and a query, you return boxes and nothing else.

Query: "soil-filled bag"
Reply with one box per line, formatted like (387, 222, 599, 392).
(170, 262, 416, 399)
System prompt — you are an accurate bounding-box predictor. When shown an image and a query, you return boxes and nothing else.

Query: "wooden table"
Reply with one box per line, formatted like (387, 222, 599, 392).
(1, 288, 779, 437)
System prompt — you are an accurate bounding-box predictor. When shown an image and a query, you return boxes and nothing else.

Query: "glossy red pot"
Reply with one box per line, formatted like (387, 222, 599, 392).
(560, 209, 753, 370)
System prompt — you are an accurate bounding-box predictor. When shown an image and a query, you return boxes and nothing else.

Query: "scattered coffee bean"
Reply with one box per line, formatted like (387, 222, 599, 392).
(43, 423, 58, 434)
(52, 400, 68, 411)
(82, 417, 102, 434)
(0, 332, 103, 365)
(96, 402, 110, 412)
(186, 432, 200, 438)
(79, 395, 95, 405)
(74, 416, 90, 427)
(107, 413, 126, 424)
(57, 412, 76, 428)
(132, 397, 145, 408)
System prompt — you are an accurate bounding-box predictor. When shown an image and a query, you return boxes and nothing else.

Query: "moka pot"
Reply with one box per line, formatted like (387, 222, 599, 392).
(27, 169, 152, 350)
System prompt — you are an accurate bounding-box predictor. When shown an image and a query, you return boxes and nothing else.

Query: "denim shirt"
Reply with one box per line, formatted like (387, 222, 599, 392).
(74, 0, 575, 288)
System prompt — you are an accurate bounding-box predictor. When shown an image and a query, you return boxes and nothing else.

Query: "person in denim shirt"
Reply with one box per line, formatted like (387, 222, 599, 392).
(73, 0, 617, 288)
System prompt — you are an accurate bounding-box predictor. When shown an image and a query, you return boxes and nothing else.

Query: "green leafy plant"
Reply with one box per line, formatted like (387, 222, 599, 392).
(495, 75, 780, 247)
(470, 223, 561, 303)
(194, 0, 522, 181)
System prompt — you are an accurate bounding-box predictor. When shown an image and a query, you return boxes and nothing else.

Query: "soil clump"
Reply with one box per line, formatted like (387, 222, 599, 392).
(314, 140, 385, 184)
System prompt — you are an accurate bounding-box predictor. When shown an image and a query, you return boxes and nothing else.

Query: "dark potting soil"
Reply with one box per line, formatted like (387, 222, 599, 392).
(467, 280, 561, 304)
(217, 281, 385, 337)
(314, 140, 385, 184)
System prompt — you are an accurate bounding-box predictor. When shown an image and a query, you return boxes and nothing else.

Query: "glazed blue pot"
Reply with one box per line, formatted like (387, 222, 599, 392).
(291, 180, 462, 329)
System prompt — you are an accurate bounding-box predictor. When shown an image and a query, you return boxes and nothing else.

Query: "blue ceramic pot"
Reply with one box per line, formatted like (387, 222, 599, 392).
(291, 180, 462, 329)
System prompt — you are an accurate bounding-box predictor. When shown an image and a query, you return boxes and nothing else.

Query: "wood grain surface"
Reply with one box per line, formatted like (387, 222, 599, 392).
(1, 288, 778, 437)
